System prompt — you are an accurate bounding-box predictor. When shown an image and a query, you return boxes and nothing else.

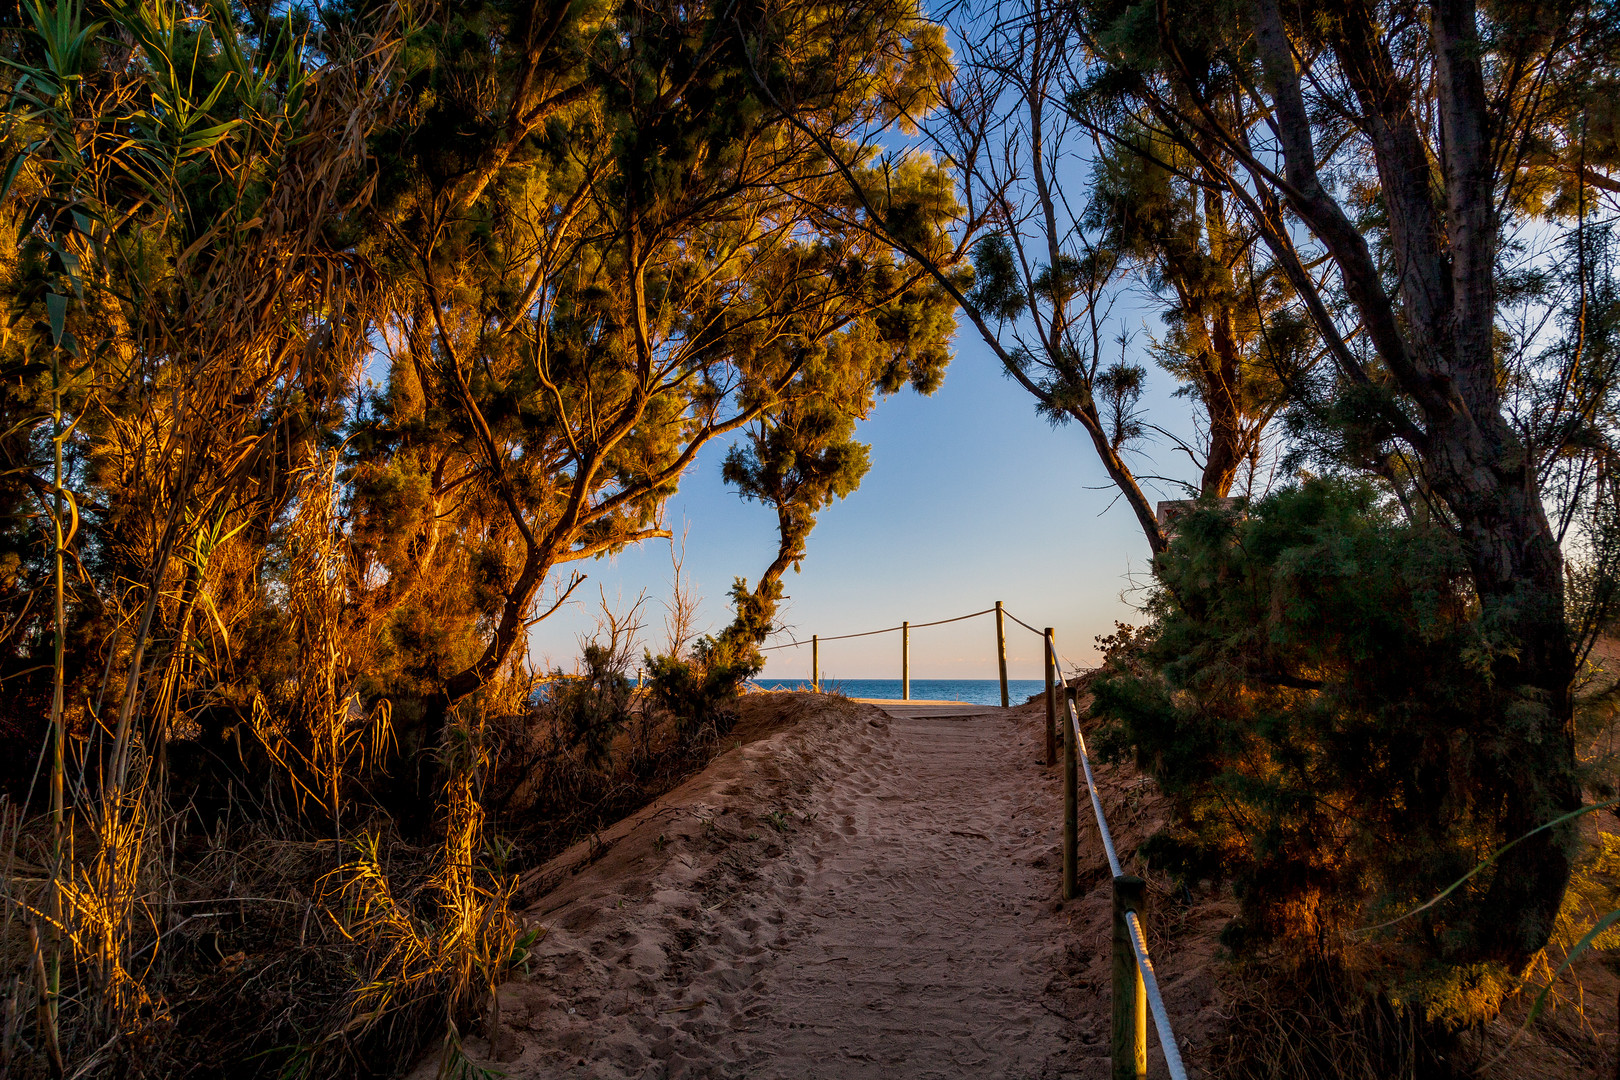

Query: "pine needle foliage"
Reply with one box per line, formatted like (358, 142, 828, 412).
(1092, 479, 1575, 1019)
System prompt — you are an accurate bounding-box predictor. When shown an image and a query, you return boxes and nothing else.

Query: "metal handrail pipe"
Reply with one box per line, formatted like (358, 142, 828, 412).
(1066, 690, 1187, 1078)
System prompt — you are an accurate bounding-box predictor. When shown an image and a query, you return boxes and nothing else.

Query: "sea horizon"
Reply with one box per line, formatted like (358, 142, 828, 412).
(750, 678, 1046, 707)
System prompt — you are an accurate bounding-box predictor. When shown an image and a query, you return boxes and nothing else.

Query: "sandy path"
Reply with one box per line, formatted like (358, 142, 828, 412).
(728, 706, 1069, 1077)
(440, 693, 1223, 1080)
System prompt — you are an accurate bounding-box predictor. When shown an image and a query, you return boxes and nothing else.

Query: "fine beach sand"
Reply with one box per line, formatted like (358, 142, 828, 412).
(416, 691, 1233, 1079)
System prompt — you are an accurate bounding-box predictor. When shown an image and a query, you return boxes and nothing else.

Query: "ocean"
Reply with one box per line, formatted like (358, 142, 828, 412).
(749, 678, 1046, 707)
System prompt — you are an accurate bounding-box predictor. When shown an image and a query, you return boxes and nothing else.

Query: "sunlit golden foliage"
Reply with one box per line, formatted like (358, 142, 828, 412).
(0, 0, 959, 1075)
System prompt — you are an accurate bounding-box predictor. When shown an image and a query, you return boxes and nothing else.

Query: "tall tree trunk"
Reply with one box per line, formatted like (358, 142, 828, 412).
(1422, 414, 1578, 963)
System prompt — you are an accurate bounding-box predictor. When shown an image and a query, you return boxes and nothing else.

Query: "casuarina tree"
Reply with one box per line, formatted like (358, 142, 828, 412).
(1074, 0, 1620, 973)
(329, 0, 960, 794)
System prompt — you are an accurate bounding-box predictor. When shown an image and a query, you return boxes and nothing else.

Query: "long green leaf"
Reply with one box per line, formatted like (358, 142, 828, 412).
(0, 148, 31, 205)
(1526, 907, 1620, 1026)
(1358, 798, 1620, 935)
(176, 120, 243, 153)
(45, 292, 66, 346)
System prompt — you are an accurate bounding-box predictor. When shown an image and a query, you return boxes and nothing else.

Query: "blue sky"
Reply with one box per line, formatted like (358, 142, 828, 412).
(525, 327, 1195, 682)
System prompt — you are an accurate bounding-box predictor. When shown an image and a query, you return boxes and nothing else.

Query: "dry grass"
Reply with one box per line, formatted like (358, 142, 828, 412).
(0, 647, 751, 1078)
(1209, 959, 1463, 1080)
(492, 679, 749, 874)
(0, 753, 527, 1078)
(1205, 904, 1620, 1080)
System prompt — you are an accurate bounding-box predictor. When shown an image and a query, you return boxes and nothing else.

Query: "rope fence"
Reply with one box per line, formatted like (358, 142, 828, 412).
(758, 600, 1188, 1080)
(1000, 608, 1046, 638)
(759, 603, 1083, 695)
(1059, 669, 1188, 1080)
(758, 606, 998, 651)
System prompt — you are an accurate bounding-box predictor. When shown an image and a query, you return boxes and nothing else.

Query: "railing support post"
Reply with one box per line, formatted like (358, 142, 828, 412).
(995, 601, 1009, 707)
(1043, 628, 1056, 766)
(901, 621, 910, 700)
(812, 635, 818, 692)
(1064, 687, 1078, 901)
(1112, 875, 1148, 1080)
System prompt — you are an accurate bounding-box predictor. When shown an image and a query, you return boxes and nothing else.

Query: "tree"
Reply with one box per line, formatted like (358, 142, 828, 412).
(761, 0, 1302, 555)
(0, 0, 960, 803)
(321, 0, 960, 792)
(1079, 122, 1303, 500)
(1073, 0, 1620, 970)
(719, 337, 915, 653)
(1093, 481, 1544, 1013)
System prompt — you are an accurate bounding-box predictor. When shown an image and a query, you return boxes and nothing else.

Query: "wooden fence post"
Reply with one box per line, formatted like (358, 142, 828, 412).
(812, 635, 818, 692)
(995, 601, 1009, 707)
(901, 621, 910, 700)
(1043, 628, 1056, 766)
(1112, 875, 1148, 1080)
(1064, 685, 1078, 901)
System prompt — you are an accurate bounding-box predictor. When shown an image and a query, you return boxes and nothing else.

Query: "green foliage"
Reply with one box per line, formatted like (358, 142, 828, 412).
(1092, 478, 1578, 1012)
(1094, 359, 1147, 451)
(645, 620, 764, 741)
(717, 573, 783, 660)
(545, 644, 635, 768)
(1080, 121, 1300, 496)
(326, 0, 962, 752)
(967, 235, 1026, 322)
(720, 337, 899, 650)
(0, 0, 959, 772)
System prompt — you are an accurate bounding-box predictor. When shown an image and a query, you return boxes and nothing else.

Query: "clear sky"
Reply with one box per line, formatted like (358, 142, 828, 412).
(524, 326, 1197, 682)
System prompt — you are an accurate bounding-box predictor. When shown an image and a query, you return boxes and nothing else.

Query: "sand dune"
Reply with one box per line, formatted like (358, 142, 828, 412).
(420, 692, 1230, 1079)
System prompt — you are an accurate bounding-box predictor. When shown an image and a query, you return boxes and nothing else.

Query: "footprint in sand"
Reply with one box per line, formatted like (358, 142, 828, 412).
(433, 695, 1221, 1080)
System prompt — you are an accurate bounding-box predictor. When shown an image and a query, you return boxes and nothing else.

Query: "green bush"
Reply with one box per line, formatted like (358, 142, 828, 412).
(1092, 477, 1576, 1016)
(644, 633, 761, 741)
(546, 644, 635, 768)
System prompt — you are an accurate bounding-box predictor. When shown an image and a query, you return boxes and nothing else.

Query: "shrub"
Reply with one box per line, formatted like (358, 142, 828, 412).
(644, 632, 762, 742)
(545, 644, 636, 769)
(1091, 477, 1579, 1019)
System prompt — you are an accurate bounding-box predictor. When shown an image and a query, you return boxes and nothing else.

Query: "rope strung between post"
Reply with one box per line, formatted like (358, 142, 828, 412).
(905, 606, 998, 629)
(1001, 609, 1047, 637)
(758, 607, 998, 651)
(759, 625, 900, 651)
(1011, 610, 1086, 672)
(1062, 690, 1188, 1080)
(1125, 910, 1189, 1080)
